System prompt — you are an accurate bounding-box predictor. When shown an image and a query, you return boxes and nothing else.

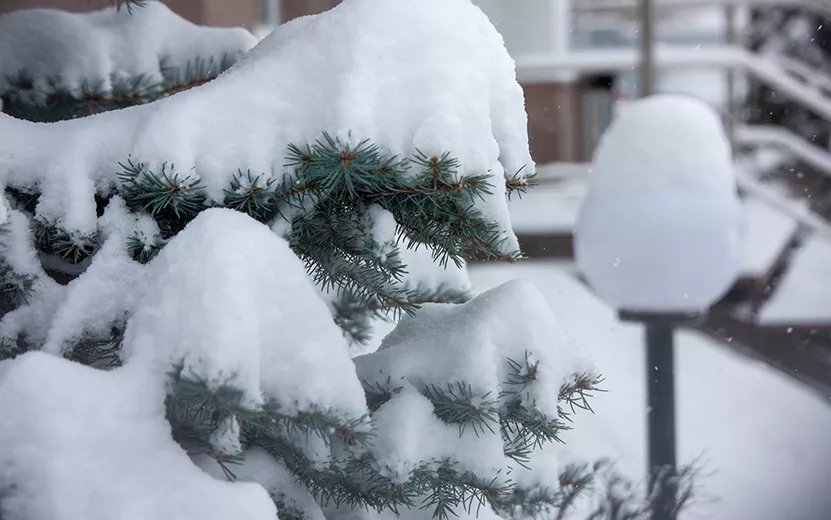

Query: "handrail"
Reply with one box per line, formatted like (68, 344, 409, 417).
(516, 46, 831, 121)
(736, 125, 831, 178)
(574, 0, 828, 15)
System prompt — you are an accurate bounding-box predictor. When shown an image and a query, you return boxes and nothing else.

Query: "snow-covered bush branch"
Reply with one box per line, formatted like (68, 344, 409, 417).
(0, 2, 256, 121)
(0, 1, 604, 519)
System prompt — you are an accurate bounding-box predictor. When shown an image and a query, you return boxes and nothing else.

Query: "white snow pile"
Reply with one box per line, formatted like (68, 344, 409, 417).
(0, 352, 278, 520)
(0, 209, 590, 519)
(0, 0, 532, 253)
(354, 280, 591, 482)
(122, 208, 368, 418)
(0, 209, 371, 519)
(0, 1, 256, 101)
(575, 94, 744, 313)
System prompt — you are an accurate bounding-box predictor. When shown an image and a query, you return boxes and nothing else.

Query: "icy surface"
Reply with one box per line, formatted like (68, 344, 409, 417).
(575, 95, 744, 312)
(124, 209, 368, 418)
(0, 1, 255, 100)
(0, 352, 277, 520)
(759, 237, 831, 325)
(470, 262, 831, 520)
(355, 279, 590, 480)
(0, 0, 531, 252)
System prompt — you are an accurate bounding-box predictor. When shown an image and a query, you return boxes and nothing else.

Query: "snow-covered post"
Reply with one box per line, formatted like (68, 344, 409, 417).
(574, 95, 743, 520)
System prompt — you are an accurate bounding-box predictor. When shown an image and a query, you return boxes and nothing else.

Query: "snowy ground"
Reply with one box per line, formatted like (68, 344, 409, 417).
(760, 237, 831, 326)
(468, 261, 831, 520)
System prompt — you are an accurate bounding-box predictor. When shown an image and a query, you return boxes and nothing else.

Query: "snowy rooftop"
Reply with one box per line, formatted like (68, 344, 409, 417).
(468, 261, 831, 520)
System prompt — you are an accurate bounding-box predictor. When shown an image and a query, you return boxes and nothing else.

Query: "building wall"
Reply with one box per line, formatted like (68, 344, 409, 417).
(281, 0, 340, 21)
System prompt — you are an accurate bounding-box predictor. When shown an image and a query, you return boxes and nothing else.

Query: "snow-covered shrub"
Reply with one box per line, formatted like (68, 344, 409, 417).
(0, 1, 604, 519)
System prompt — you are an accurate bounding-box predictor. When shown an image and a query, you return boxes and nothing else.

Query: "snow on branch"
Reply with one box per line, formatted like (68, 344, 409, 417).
(0, 1, 256, 121)
(0, 0, 533, 252)
(0, 0, 534, 347)
(0, 210, 598, 520)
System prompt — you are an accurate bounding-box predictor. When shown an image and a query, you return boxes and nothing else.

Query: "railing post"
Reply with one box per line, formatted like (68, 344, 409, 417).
(639, 0, 656, 97)
(726, 3, 739, 156)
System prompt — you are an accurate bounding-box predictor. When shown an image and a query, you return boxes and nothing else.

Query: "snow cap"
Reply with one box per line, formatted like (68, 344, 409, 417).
(122, 208, 368, 420)
(591, 94, 734, 193)
(355, 279, 591, 480)
(575, 94, 744, 312)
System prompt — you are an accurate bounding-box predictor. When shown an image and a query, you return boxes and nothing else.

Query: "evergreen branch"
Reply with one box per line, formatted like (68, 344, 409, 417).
(362, 377, 404, 413)
(502, 351, 541, 396)
(51, 230, 98, 265)
(118, 159, 206, 232)
(64, 329, 125, 369)
(32, 221, 98, 265)
(223, 170, 279, 223)
(126, 230, 165, 264)
(505, 167, 536, 200)
(422, 383, 499, 437)
(0, 337, 28, 362)
(499, 354, 604, 465)
(0, 264, 34, 314)
(284, 134, 520, 265)
(113, 0, 147, 13)
(582, 459, 705, 520)
(332, 292, 390, 346)
(414, 464, 509, 520)
(405, 283, 471, 305)
(168, 367, 371, 454)
(559, 373, 606, 422)
(0, 220, 38, 317)
(5, 187, 39, 214)
(289, 205, 416, 316)
(2, 55, 235, 122)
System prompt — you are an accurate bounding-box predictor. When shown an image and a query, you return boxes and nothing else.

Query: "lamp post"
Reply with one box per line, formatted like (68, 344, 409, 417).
(574, 95, 743, 520)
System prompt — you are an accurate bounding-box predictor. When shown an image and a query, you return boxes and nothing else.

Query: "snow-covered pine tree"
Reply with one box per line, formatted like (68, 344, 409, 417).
(0, 1, 606, 519)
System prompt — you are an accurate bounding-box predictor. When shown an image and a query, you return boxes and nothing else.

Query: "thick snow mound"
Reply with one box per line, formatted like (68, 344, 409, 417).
(593, 94, 734, 193)
(0, 352, 277, 520)
(0, 1, 255, 99)
(355, 279, 591, 479)
(575, 94, 744, 313)
(0, 0, 531, 252)
(123, 208, 368, 419)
